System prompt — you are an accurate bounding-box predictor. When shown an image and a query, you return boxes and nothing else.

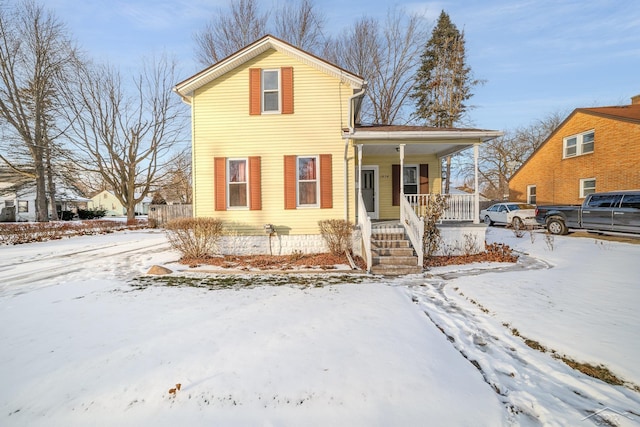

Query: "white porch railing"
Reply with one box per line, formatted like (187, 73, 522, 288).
(400, 196, 424, 267)
(405, 194, 475, 221)
(357, 192, 372, 272)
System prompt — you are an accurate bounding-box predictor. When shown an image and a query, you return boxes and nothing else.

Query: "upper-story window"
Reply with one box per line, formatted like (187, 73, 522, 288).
(563, 130, 594, 158)
(262, 69, 280, 113)
(250, 67, 294, 115)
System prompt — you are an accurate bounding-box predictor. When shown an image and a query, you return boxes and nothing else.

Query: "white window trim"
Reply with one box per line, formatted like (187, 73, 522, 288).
(527, 184, 537, 205)
(563, 130, 594, 159)
(297, 155, 320, 208)
(403, 164, 419, 195)
(579, 177, 596, 198)
(261, 69, 280, 114)
(226, 157, 249, 209)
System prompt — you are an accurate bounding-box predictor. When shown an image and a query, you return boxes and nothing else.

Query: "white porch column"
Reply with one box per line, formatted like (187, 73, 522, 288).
(399, 144, 405, 198)
(473, 143, 480, 224)
(357, 144, 363, 212)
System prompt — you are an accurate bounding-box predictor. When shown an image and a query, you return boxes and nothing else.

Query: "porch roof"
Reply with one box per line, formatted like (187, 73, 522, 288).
(343, 124, 503, 157)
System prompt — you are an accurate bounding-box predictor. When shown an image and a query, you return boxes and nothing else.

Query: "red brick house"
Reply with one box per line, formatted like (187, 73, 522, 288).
(509, 95, 640, 205)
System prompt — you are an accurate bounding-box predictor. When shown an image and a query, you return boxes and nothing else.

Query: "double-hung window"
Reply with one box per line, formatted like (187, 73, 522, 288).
(563, 130, 594, 158)
(297, 156, 318, 206)
(403, 165, 418, 195)
(227, 158, 248, 208)
(527, 185, 537, 205)
(18, 200, 28, 213)
(262, 69, 280, 113)
(580, 178, 596, 198)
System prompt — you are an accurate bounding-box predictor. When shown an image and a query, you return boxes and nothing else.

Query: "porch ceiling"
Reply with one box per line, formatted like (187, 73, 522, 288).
(357, 142, 473, 158)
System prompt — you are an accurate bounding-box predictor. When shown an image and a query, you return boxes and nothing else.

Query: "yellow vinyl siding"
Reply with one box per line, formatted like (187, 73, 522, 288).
(361, 154, 441, 220)
(191, 49, 355, 234)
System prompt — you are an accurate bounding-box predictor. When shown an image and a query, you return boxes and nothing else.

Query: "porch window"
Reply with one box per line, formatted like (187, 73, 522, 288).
(297, 156, 318, 206)
(403, 165, 418, 195)
(527, 185, 537, 205)
(580, 178, 596, 198)
(564, 130, 594, 158)
(227, 158, 248, 208)
(18, 200, 28, 213)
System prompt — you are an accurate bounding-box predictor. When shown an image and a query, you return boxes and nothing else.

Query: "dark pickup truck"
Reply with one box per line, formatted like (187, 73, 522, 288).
(535, 190, 640, 235)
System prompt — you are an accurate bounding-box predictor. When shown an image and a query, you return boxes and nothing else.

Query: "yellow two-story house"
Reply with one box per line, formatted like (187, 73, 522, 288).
(174, 35, 501, 272)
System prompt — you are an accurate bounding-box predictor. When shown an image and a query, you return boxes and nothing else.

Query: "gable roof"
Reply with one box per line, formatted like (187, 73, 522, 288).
(174, 35, 365, 101)
(576, 104, 640, 124)
(510, 102, 640, 181)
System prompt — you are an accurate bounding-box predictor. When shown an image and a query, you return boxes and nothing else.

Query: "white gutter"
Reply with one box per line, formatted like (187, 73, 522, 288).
(344, 85, 367, 220)
(348, 130, 504, 141)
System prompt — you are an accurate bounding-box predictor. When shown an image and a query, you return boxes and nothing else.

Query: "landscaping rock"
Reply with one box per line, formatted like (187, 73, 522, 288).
(147, 265, 172, 275)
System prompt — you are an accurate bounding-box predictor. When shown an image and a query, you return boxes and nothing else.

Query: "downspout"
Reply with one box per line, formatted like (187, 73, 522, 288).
(344, 84, 367, 221)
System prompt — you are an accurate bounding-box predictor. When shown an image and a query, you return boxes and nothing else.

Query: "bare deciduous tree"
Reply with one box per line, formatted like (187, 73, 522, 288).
(156, 148, 192, 204)
(0, 0, 76, 221)
(273, 0, 325, 54)
(456, 112, 564, 199)
(64, 55, 187, 224)
(194, 0, 268, 66)
(328, 8, 426, 125)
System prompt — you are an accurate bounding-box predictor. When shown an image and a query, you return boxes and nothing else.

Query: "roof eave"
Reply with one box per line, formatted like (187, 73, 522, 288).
(174, 35, 364, 98)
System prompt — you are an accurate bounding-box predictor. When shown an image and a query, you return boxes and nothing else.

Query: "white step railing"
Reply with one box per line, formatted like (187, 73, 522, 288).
(400, 196, 424, 267)
(405, 194, 475, 221)
(357, 192, 372, 272)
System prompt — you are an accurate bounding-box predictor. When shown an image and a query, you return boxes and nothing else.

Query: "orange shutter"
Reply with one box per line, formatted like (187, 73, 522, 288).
(420, 164, 429, 194)
(392, 164, 400, 206)
(214, 157, 226, 211)
(320, 154, 333, 209)
(249, 156, 262, 210)
(249, 68, 261, 115)
(284, 155, 297, 209)
(281, 67, 294, 114)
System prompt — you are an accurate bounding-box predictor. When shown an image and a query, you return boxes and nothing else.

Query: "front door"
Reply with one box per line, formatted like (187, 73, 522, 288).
(361, 167, 378, 219)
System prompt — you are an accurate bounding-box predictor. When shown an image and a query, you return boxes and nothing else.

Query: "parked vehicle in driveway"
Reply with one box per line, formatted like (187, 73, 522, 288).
(480, 202, 537, 228)
(535, 190, 640, 235)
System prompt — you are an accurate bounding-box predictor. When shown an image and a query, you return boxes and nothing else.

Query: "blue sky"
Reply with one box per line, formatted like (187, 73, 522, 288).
(48, 0, 640, 131)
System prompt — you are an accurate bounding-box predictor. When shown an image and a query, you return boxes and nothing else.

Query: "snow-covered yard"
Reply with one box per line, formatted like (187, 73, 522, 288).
(0, 227, 639, 426)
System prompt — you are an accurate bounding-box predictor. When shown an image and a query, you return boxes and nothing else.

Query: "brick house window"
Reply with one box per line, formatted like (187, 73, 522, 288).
(580, 178, 596, 198)
(563, 130, 594, 158)
(527, 185, 537, 205)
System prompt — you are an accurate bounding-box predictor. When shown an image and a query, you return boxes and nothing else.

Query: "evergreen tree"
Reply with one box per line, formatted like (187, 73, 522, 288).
(411, 10, 477, 127)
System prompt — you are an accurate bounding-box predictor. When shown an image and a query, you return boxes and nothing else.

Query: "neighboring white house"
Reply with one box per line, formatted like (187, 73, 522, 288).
(88, 190, 152, 217)
(0, 172, 90, 222)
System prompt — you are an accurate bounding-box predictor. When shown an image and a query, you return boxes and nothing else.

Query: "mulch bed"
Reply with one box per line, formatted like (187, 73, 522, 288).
(180, 242, 517, 271)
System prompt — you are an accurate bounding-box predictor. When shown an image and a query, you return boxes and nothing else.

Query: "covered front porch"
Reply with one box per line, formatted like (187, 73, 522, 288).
(344, 125, 503, 273)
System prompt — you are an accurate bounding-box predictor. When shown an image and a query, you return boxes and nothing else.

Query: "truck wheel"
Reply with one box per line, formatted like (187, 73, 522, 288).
(484, 215, 493, 226)
(547, 218, 568, 235)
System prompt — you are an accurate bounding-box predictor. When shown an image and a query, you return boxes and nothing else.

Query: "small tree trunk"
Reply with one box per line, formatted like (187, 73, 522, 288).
(34, 158, 49, 222)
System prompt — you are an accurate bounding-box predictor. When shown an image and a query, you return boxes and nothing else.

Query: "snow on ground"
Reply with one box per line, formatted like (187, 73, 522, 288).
(0, 227, 639, 426)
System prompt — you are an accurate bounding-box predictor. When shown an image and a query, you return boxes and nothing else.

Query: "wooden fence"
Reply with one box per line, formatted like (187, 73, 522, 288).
(148, 204, 192, 227)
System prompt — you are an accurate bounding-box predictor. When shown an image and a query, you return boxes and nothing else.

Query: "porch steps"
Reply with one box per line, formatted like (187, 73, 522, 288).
(370, 224, 422, 275)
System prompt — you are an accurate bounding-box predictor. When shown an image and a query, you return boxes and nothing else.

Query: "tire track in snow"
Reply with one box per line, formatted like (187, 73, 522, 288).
(405, 277, 640, 426)
(0, 240, 171, 296)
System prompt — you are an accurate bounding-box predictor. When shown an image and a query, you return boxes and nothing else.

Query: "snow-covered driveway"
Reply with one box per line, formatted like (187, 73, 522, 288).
(0, 227, 639, 426)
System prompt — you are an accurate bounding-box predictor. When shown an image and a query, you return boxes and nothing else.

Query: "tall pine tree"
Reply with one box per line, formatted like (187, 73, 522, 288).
(411, 10, 476, 128)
